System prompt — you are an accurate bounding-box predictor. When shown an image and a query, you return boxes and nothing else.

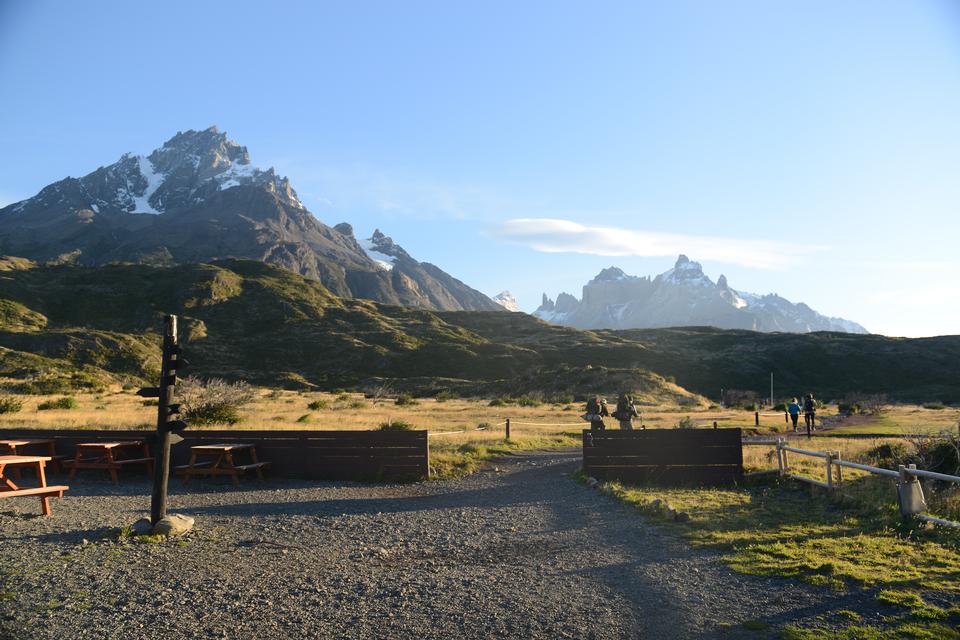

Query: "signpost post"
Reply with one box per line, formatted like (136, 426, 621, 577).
(139, 315, 189, 525)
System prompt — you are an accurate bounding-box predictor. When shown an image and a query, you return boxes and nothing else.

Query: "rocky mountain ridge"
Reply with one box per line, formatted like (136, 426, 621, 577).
(535, 255, 867, 334)
(0, 126, 501, 312)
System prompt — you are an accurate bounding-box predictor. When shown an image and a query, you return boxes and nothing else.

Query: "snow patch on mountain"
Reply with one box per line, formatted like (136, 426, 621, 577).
(131, 156, 164, 214)
(361, 237, 396, 271)
(492, 291, 519, 312)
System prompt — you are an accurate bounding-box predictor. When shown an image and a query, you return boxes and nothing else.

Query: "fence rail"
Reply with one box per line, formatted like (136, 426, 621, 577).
(583, 428, 743, 485)
(770, 437, 960, 529)
(0, 428, 429, 482)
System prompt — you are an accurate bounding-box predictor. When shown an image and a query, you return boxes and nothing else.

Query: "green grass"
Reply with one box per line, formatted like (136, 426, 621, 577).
(784, 621, 960, 640)
(596, 474, 960, 637)
(605, 477, 960, 591)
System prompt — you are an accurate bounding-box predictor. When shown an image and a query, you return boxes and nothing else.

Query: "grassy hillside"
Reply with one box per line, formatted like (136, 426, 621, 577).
(0, 258, 956, 402)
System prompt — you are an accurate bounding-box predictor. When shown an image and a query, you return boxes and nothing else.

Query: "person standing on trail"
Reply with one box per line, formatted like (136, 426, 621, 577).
(803, 393, 817, 436)
(615, 393, 640, 430)
(787, 397, 802, 432)
(584, 395, 609, 432)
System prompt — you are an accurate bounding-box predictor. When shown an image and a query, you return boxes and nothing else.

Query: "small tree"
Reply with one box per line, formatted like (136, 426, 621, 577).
(177, 376, 255, 426)
(723, 389, 759, 409)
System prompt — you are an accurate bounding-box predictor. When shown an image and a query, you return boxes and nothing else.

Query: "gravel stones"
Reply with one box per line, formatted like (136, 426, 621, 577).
(1, 451, 858, 639)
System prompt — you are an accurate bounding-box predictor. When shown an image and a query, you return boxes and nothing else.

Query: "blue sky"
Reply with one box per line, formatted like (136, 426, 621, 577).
(1, 0, 959, 336)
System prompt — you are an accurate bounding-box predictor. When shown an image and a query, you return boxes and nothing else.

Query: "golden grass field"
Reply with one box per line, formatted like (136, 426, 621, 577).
(2, 387, 956, 438)
(2, 387, 956, 476)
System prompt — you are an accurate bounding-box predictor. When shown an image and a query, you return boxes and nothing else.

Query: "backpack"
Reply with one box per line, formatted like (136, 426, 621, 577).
(586, 397, 599, 414)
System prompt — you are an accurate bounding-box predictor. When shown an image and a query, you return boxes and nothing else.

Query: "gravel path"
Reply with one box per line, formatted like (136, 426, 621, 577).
(2, 451, 853, 639)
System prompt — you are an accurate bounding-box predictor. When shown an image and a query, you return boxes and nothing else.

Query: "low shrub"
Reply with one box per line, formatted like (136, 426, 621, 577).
(347, 399, 367, 410)
(335, 393, 351, 402)
(0, 396, 23, 414)
(395, 393, 418, 406)
(676, 416, 696, 429)
(488, 397, 509, 407)
(186, 404, 241, 426)
(142, 399, 159, 407)
(379, 419, 415, 431)
(296, 414, 311, 423)
(434, 390, 458, 403)
(307, 399, 327, 411)
(515, 395, 540, 407)
(37, 397, 77, 411)
(923, 402, 946, 411)
(178, 376, 254, 426)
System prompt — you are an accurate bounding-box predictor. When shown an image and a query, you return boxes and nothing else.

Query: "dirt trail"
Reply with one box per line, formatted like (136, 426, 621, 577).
(1, 451, 846, 639)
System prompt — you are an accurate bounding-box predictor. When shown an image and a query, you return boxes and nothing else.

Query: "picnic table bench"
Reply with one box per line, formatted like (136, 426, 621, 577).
(176, 443, 270, 485)
(0, 455, 69, 516)
(0, 438, 70, 475)
(64, 440, 153, 484)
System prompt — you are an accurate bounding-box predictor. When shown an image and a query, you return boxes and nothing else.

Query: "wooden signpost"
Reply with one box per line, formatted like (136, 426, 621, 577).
(139, 315, 189, 525)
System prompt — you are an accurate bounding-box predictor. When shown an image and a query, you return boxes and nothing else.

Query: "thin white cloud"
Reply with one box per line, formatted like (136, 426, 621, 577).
(494, 218, 822, 270)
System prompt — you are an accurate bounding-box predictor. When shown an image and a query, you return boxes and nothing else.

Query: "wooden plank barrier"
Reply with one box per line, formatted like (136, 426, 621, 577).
(582, 428, 743, 485)
(0, 429, 429, 482)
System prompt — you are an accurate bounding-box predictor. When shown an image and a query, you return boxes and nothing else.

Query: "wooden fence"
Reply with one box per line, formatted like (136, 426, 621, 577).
(582, 428, 743, 485)
(0, 429, 429, 482)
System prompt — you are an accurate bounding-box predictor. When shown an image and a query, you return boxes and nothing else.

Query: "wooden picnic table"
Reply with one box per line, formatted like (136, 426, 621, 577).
(0, 455, 69, 516)
(177, 443, 270, 486)
(65, 440, 153, 484)
(0, 438, 68, 474)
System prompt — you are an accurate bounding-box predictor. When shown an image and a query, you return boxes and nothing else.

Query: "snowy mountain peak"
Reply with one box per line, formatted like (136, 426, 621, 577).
(660, 254, 712, 287)
(592, 266, 631, 283)
(367, 230, 413, 260)
(492, 291, 519, 312)
(361, 229, 413, 271)
(2, 126, 304, 218)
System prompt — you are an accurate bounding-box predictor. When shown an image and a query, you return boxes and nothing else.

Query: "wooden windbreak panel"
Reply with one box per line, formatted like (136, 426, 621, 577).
(582, 428, 743, 485)
(0, 429, 429, 482)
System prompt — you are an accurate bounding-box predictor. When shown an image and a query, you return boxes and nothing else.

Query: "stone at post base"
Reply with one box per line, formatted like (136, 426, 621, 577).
(131, 518, 153, 536)
(152, 514, 195, 537)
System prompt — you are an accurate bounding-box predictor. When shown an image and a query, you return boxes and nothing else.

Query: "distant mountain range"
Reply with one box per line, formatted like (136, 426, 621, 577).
(0, 126, 501, 312)
(535, 255, 867, 334)
(0, 259, 953, 402)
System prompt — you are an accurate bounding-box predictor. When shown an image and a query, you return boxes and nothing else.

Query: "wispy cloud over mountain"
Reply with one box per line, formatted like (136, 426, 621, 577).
(493, 218, 821, 270)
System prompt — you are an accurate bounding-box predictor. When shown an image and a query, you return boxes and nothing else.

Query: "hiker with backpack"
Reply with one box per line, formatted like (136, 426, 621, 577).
(583, 395, 610, 431)
(614, 393, 640, 430)
(787, 397, 802, 432)
(802, 393, 817, 436)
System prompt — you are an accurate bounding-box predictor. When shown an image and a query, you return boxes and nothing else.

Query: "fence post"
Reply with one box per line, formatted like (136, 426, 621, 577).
(755, 411, 759, 427)
(784, 412, 788, 424)
(826, 452, 834, 489)
(776, 438, 784, 476)
(713, 421, 718, 429)
(505, 418, 510, 441)
(834, 451, 842, 487)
